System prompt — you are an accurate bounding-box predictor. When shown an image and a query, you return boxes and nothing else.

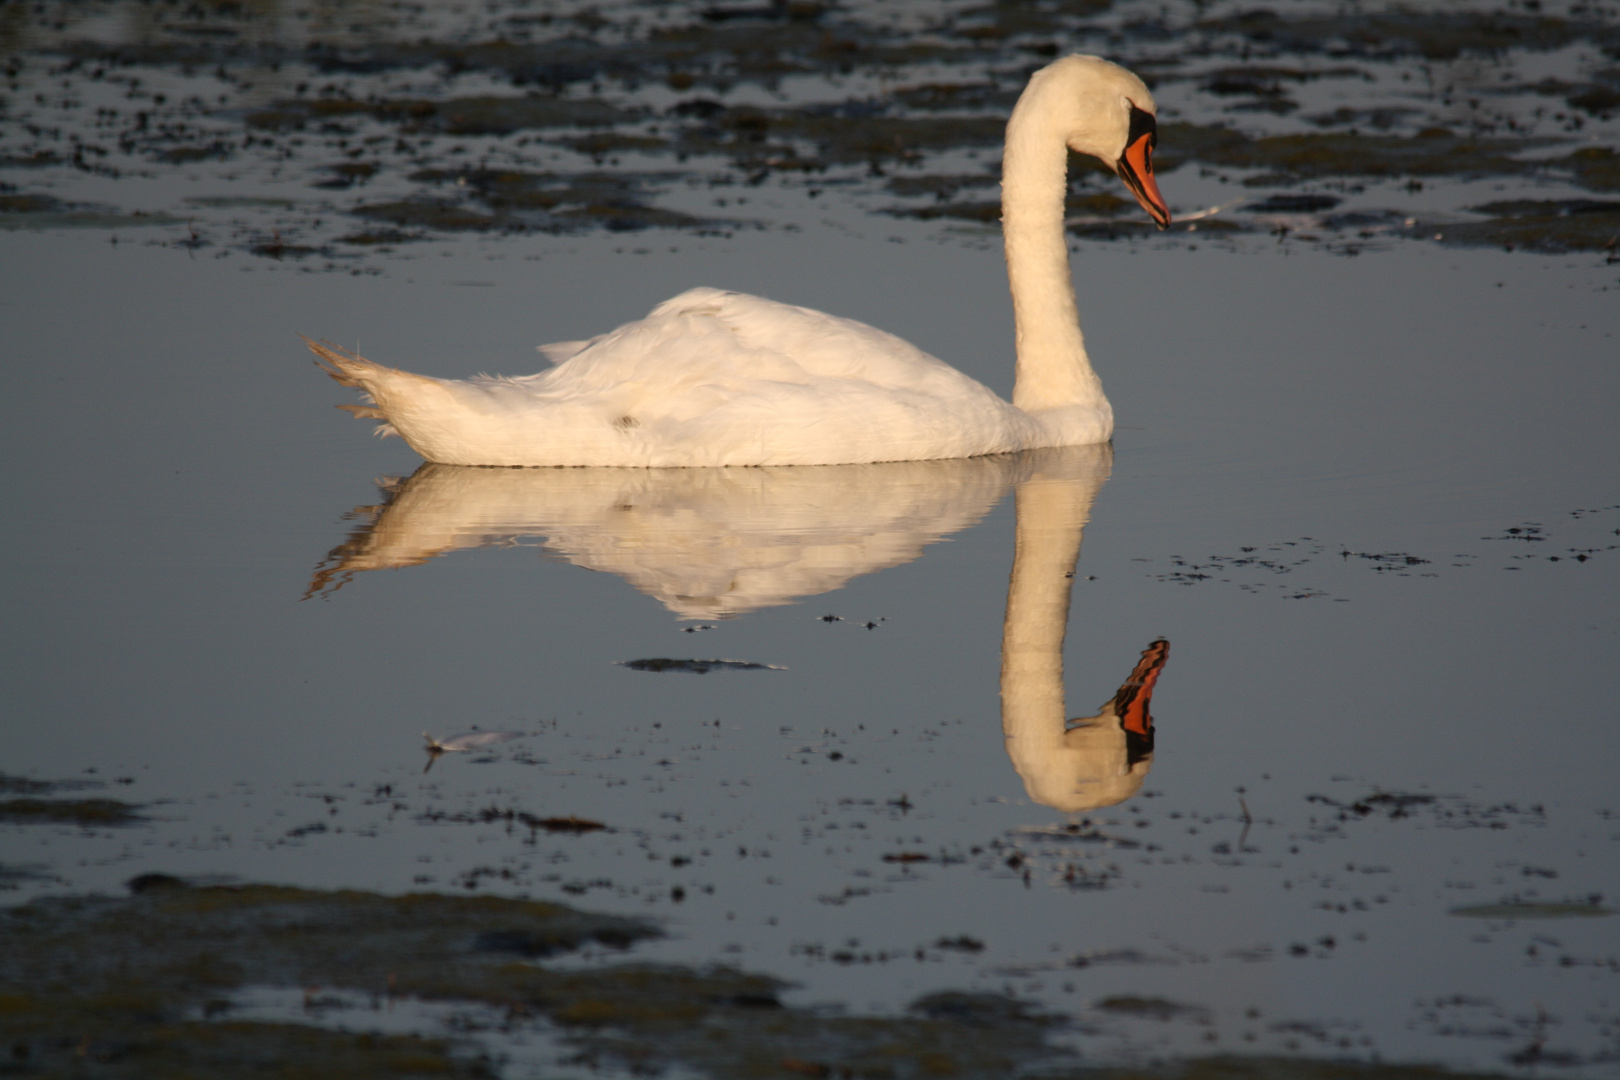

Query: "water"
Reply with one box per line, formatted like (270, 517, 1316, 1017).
(4, 219, 1616, 1071)
(3, 1, 1619, 1074)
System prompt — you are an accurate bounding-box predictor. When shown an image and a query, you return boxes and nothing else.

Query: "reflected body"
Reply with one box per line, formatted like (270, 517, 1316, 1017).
(311, 446, 1168, 806)
(310, 456, 1032, 619)
(307, 56, 1169, 467)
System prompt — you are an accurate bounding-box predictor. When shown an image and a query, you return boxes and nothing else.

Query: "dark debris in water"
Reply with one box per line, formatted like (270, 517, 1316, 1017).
(620, 657, 783, 673)
(1139, 507, 1618, 600)
(1303, 792, 1546, 836)
(1095, 994, 1207, 1020)
(1307, 792, 1439, 820)
(0, 771, 112, 795)
(419, 804, 611, 833)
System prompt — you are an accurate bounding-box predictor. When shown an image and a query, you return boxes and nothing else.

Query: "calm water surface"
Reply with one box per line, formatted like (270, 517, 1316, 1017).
(3, 219, 1616, 1072)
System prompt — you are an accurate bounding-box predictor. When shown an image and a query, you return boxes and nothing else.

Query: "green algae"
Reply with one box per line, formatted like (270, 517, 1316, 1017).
(1068, 1059, 1515, 1080)
(891, 187, 1135, 226)
(0, 863, 59, 891)
(351, 199, 501, 232)
(12, 1, 1620, 254)
(0, 880, 650, 1076)
(153, 141, 233, 165)
(337, 227, 424, 246)
(670, 106, 1008, 172)
(0, 797, 144, 826)
(0, 878, 1075, 1079)
(1159, 124, 1558, 188)
(1450, 902, 1614, 919)
(0, 877, 1525, 1079)
(356, 168, 721, 234)
(1435, 199, 1620, 253)
(1561, 147, 1620, 192)
(1095, 995, 1205, 1020)
(1200, 10, 1620, 61)
(0, 1011, 493, 1078)
(0, 773, 97, 795)
(0, 194, 182, 231)
(246, 95, 634, 136)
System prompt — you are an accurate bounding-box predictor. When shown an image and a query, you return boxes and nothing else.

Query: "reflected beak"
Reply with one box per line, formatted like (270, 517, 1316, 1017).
(1117, 119, 1171, 230)
(1113, 638, 1169, 736)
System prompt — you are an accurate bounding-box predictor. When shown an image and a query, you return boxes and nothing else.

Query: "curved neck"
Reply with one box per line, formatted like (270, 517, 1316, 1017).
(999, 451, 1110, 810)
(1000, 473, 1088, 794)
(1002, 80, 1105, 415)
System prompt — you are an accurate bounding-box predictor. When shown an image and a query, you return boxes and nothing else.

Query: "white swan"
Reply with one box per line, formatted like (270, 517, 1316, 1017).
(308, 55, 1169, 467)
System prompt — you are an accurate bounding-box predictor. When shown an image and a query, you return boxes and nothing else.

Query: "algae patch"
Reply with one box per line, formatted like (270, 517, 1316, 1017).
(7, 0, 1620, 255)
(1438, 198, 1620, 253)
(0, 878, 655, 1077)
(0, 797, 145, 826)
(0, 774, 144, 827)
(1450, 901, 1614, 920)
(0, 877, 1097, 1079)
(0, 193, 180, 231)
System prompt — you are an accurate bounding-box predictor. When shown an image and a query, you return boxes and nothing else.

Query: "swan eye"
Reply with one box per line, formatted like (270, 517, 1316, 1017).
(1124, 102, 1157, 169)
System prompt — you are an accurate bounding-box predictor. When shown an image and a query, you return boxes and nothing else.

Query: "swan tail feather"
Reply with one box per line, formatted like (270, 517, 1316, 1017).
(306, 337, 426, 441)
(336, 403, 386, 420)
(304, 336, 390, 389)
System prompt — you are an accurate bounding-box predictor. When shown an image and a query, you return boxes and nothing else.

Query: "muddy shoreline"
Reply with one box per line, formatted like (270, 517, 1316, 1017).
(4, 0, 1617, 259)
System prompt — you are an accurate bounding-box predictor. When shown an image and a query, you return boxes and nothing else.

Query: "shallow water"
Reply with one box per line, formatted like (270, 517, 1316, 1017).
(3, 1, 1619, 1076)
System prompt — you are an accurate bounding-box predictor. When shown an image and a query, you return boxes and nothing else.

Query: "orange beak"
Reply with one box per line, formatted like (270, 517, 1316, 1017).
(1116, 105, 1170, 229)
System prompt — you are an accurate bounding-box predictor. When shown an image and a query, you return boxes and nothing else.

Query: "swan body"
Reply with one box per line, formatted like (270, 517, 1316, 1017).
(310, 55, 1168, 468)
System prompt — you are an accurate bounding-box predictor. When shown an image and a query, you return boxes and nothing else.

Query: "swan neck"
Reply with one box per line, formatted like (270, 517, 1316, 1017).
(1002, 89, 1103, 415)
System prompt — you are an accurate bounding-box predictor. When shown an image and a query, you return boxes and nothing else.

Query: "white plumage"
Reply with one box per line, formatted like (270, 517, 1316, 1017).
(309, 55, 1169, 468)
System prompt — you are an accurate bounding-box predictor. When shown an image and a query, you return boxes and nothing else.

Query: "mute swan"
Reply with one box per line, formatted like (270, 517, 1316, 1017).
(308, 55, 1169, 467)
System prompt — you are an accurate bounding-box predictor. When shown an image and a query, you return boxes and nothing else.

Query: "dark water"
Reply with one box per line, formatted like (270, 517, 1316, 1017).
(3, 1, 1618, 1075)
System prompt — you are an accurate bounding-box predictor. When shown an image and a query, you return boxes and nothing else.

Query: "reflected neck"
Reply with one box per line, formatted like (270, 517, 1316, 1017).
(1000, 470, 1094, 799)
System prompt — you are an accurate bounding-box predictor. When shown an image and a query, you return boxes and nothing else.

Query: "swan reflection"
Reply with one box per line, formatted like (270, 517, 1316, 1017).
(310, 448, 1167, 808)
(999, 452, 1168, 812)
(308, 456, 1030, 618)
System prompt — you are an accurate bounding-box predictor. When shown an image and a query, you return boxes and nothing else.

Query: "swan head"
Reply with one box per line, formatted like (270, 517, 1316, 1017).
(1026, 55, 1171, 230)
